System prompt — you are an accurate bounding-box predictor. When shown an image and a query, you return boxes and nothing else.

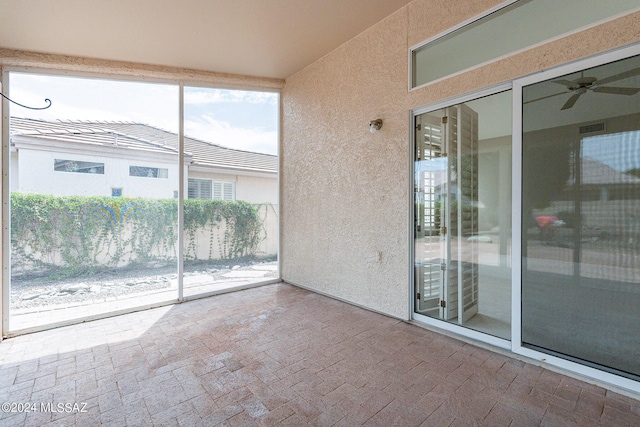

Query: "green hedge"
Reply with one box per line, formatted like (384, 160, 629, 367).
(11, 193, 262, 277)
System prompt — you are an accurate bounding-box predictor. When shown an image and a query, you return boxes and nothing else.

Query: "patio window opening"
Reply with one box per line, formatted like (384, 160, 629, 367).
(182, 86, 279, 298)
(3, 71, 280, 335)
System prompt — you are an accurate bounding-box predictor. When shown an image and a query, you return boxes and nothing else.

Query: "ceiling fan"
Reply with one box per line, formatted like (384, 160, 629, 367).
(525, 67, 640, 110)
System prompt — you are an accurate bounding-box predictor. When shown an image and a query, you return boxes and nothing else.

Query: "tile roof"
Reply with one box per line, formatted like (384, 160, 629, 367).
(571, 158, 640, 186)
(10, 117, 278, 173)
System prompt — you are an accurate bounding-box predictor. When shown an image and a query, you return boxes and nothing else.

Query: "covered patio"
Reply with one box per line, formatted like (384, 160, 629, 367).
(1, 283, 638, 426)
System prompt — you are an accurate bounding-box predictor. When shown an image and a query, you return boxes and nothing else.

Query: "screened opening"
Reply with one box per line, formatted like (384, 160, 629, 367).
(4, 72, 280, 334)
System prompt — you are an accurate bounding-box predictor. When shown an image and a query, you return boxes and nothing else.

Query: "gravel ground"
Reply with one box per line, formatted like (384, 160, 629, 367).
(11, 259, 278, 311)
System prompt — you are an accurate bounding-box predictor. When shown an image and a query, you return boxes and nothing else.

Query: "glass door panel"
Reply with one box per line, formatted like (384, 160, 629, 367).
(415, 111, 447, 317)
(521, 54, 640, 379)
(414, 90, 512, 339)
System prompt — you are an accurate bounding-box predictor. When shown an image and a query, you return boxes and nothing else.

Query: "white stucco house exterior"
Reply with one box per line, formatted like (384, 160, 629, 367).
(9, 117, 278, 204)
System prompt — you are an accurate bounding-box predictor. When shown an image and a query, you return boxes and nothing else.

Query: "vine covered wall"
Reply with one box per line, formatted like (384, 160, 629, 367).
(11, 193, 267, 277)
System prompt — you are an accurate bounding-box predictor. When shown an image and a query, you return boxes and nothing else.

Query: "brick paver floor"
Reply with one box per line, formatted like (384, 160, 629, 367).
(0, 283, 639, 426)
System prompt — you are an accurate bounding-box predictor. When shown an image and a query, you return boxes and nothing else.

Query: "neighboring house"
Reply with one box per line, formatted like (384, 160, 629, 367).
(563, 157, 640, 202)
(9, 117, 278, 205)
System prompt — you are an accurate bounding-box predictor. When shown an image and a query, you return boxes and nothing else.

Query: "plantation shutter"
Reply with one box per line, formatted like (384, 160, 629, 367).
(188, 179, 197, 199)
(223, 182, 234, 201)
(213, 182, 223, 200)
(200, 180, 212, 199)
(188, 179, 232, 200)
(188, 178, 212, 199)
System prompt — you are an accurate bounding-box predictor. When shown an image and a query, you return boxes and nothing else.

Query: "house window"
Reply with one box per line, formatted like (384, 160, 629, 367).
(188, 179, 211, 199)
(112, 188, 123, 197)
(214, 181, 235, 201)
(188, 178, 235, 201)
(411, 0, 638, 88)
(129, 166, 168, 178)
(54, 159, 104, 174)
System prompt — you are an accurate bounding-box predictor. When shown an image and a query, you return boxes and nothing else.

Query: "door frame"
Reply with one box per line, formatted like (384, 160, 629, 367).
(410, 81, 513, 351)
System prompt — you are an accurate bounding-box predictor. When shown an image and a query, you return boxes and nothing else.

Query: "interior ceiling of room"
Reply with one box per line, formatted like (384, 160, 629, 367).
(0, 0, 412, 80)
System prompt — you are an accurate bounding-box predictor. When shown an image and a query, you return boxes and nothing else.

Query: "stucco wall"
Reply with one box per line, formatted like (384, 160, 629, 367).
(236, 175, 278, 205)
(282, 9, 411, 318)
(281, 0, 640, 319)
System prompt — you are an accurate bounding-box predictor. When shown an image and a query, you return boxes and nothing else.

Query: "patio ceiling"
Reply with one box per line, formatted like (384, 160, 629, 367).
(0, 0, 412, 80)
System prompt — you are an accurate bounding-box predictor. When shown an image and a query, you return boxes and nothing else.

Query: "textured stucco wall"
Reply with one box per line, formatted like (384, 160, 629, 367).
(281, 0, 640, 320)
(281, 10, 410, 318)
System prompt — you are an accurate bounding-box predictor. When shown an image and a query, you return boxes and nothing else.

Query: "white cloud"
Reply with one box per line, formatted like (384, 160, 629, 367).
(184, 89, 277, 105)
(185, 116, 277, 155)
(8, 82, 179, 133)
(8, 86, 127, 122)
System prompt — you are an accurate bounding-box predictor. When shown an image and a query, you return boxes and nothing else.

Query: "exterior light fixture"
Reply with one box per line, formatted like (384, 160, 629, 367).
(369, 119, 383, 133)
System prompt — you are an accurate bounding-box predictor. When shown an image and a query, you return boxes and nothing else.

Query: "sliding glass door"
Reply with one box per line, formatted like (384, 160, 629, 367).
(413, 45, 640, 391)
(521, 53, 640, 379)
(414, 90, 512, 340)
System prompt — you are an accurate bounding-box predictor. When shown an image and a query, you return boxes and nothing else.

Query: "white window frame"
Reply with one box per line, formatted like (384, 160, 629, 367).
(409, 82, 514, 352)
(54, 158, 105, 174)
(129, 165, 168, 178)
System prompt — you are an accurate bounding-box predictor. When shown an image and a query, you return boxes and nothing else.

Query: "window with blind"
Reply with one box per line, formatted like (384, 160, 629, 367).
(188, 178, 235, 201)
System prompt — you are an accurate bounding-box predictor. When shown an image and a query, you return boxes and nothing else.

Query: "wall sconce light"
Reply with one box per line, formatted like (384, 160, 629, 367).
(369, 119, 383, 133)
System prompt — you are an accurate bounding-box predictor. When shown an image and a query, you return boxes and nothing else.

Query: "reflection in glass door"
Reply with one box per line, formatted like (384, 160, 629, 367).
(521, 53, 640, 379)
(414, 91, 512, 340)
(415, 111, 447, 318)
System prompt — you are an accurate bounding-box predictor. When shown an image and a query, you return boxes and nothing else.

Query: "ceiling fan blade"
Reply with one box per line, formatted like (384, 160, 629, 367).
(592, 86, 640, 95)
(523, 91, 569, 104)
(561, 92, 583, 110)
(551, 79, 575, 88)
(595, 67, 640, 86)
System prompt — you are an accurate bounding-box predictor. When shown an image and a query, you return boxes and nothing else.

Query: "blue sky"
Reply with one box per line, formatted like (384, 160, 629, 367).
(8, 72, 279, 155)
